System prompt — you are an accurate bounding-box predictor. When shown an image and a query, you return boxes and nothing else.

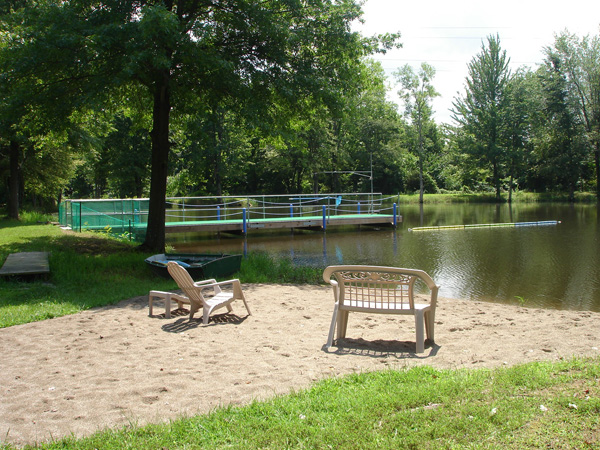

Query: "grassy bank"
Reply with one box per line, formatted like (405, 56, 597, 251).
(398, 192, 599, 204)
(0, 218, 321, 328)
(2, 358, 598, 449)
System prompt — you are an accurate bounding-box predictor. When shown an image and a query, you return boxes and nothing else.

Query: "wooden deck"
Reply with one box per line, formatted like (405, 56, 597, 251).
(0, 252, 50, 277)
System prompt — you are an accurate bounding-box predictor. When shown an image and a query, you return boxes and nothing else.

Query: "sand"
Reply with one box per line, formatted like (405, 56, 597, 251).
(1, 283, 599, 447)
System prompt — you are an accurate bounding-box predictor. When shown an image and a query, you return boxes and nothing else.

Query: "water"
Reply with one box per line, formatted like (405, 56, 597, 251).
(171, 203, 600, 311)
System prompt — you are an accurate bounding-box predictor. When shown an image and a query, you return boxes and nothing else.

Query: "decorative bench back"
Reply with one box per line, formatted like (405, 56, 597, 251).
(323, 265, 438, 313)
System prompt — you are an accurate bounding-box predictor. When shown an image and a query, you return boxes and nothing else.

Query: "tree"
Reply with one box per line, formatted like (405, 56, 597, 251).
(395, 63, 439, 203)
(503, 69, 533, 202)
(0, 1, 91, 217)
(452, 34, 512, 201)
(4, 0, 397, 251)
(552, 31, 600, 199)
(533, 52, 588, 200)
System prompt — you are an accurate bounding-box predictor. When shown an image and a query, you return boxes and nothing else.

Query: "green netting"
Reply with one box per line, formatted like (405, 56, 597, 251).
(59, 199, 148, 238)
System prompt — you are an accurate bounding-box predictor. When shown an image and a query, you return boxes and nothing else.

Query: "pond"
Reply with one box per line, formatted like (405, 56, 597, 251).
(171, 202, 600, 312)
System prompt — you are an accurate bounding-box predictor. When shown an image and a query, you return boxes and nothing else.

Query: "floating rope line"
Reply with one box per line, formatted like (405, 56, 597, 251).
(409, 220, 561, 232)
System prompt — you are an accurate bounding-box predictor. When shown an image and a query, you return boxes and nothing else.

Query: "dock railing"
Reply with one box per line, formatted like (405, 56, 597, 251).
(59, 193, 399, 236)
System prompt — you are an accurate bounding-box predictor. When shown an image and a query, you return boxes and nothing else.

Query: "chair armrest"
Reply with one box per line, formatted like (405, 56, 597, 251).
(193, 279, 244, 298)
(327, 279, 339, 302)
(195, 279, 240, 287)
(193, 279, 218, 287)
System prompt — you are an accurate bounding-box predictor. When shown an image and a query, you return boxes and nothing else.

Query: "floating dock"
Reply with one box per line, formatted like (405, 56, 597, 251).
(409, 220, 560, 232)
(58, 193, 402, 237)
(160, 213, 399, 234)
(0, 252, 50, 278)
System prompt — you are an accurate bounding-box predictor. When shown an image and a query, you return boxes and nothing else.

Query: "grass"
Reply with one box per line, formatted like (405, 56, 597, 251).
(0, 217, 322, 328)
(2, 358, 599, 449)
(398, 192, 599, 204)
(238, 251, 322, 284)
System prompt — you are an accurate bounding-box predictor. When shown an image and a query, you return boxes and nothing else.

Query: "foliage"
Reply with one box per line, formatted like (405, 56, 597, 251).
(550, 31, 600, 200)
(239, 252, 322, 285)
(396, 191, 599, 204)
(451, 35, 512, 201)
(531, 51, 589, 201)
(395, 63, 440, 202)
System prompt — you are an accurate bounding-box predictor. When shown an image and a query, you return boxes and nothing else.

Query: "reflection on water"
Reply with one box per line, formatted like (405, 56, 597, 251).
(172, 203, 600, 312)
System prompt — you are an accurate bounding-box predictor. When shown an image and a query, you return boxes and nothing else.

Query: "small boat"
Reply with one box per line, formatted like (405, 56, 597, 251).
(145, 253, 243, 279)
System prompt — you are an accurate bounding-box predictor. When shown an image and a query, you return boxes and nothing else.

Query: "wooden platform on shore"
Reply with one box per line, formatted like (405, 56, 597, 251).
(0, 252, 50, 277)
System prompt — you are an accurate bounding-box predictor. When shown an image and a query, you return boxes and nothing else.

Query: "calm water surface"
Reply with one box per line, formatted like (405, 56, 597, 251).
(172, 203, 600, 312)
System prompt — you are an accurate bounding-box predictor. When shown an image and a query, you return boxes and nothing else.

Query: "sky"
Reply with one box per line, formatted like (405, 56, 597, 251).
(355, 0, 600, 124)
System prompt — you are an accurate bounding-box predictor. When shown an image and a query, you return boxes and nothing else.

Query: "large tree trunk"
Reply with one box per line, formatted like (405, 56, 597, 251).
(8, 140, 20, 220)
(141, 72, 171, 253)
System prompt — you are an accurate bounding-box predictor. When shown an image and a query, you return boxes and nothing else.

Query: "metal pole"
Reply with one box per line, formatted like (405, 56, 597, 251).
(393, 203, 397, 227)
(243, 208, 247, 235)
(322, 205, 326, 231)
(370, 151, 374, 214)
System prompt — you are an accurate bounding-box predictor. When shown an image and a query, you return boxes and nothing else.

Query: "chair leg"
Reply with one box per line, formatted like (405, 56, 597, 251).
(189, 302, 200, 321)
(149, 291, 172, 318)
(424, 310, 435, 342)
(326, 303, 339, 347)
(234, 284, 251, 316)
(203, 306, 211, 325)
(414, 310, 425, 353)
(240, 296, 252, 316)
(337, 310, 349, 339)
(163, 293, 173, 318)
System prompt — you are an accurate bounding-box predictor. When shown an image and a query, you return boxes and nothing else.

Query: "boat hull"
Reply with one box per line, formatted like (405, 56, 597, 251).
(145, 253, 242, 280)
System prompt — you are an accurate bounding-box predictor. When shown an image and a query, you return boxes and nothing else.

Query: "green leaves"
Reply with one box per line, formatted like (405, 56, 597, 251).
(451, 35, 513, 200)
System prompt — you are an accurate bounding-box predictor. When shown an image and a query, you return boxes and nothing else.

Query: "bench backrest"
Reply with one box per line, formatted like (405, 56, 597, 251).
(323, 265, 438, 311)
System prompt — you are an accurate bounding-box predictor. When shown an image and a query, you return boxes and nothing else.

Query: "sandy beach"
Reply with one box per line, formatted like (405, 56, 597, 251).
(1, 283, 599, 447)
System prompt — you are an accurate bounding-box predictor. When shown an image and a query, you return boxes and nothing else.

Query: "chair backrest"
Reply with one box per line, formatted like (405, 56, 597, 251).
(167, 261, 205, 304)
(323, 265, 438, 311)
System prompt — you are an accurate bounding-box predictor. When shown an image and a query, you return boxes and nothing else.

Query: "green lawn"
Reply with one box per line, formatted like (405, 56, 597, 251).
(0, 218, 174, 327)
(0, 215, 322, 328)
